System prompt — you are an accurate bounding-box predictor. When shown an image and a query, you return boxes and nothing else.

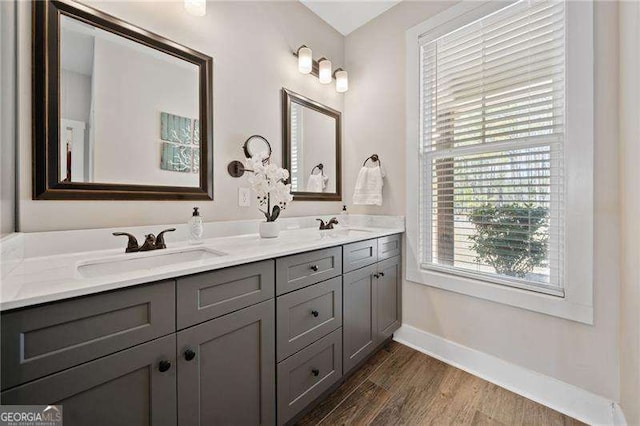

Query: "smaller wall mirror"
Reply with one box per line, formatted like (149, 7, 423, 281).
(282, 89, 341, 201)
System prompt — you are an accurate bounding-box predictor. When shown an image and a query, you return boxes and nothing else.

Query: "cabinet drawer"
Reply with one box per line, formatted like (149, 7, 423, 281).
(277, 328, 342, 425)
(343, 239, 378, 273)
(1, 334, 177, 426)
(1, 280, 175, 390)
(378, 234, 401, 261)
(276, 247, 342, 295)
(177, 260, 274, 329)
(276, 277, 342, 361)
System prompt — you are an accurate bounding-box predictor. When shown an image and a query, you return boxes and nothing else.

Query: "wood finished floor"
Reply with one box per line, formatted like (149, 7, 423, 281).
(296, 341, 585, 426)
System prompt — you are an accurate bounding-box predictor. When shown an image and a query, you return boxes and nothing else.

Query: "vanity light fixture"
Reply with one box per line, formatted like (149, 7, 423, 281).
(335, 68, 348, 93)
(293, 45, 347, 92)
(297, 46, 313, 74)
(184, 0, 206, 17)
(318, 58, 332, 84)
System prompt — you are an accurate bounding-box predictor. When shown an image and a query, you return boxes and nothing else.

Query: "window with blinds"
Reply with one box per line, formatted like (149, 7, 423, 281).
(419, 0, 565, 295)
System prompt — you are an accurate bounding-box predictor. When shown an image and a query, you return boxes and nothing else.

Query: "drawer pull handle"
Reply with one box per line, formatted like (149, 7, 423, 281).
(158, 360, 172, 373)
(310, 265, 319, 272)
(311, 310, 319, 317)
(374, 273, 380, 279)
(184, 348, 196, 361)
(379, 272, 385, 277)
(311, 368, 320, 377)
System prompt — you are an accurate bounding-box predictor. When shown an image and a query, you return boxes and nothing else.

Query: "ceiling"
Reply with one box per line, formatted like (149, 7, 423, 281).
(300, 1, 401, 36)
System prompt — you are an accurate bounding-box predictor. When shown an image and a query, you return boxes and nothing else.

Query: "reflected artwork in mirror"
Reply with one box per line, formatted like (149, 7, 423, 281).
(282, 89, 341, 201)
(34, 0, 213, 200)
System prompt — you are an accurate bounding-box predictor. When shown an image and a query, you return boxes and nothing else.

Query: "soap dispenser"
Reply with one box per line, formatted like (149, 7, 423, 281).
(189, 207, 204, 244)
(339, 205, 349, 228)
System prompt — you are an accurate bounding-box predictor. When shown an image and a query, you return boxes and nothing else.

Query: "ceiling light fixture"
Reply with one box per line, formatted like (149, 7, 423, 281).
(184, 0, 206, 17)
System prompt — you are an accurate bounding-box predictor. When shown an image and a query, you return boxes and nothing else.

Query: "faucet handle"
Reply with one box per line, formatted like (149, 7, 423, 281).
(155, 228, 176, 249)
(112, 232, 140, 253)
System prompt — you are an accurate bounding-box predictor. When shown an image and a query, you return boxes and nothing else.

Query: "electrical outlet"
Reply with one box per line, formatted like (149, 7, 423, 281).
(238, 187, 251, 207)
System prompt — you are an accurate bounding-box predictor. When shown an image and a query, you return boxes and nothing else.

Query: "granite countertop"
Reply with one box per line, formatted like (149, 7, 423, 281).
(0, 225, 404, 311)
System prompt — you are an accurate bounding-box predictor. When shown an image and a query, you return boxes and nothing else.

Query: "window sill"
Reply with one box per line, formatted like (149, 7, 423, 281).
(406, 265, 593, 325)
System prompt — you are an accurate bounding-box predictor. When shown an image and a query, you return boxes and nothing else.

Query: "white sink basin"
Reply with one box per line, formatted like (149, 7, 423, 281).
(323, 228, 373, 238)
(77, 247, 226, 278)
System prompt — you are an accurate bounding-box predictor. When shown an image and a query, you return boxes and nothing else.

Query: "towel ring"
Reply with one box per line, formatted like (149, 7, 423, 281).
(311, 163, 324, 175)
(363, 154, 381, 167)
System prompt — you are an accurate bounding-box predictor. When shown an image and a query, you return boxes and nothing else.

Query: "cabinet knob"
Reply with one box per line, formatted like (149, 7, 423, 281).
(184, 348, 196, 361)
(311, 368, 320, 377)
(311, 310, 319, 317)
(158, 360, 171, 372)
(379, 272, 385, 277)
(310, 265, 319, 272)
(373, 273, 380, 279)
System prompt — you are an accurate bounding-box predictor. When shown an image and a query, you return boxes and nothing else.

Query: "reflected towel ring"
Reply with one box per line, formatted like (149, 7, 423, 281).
(311, 163, 324, 175)
(363, 154, 381, 167)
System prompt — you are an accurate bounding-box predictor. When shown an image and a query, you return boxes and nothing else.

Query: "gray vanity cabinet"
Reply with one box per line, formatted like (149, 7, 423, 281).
(1, 334, 177, 426)
(0, 234, 403, 426)
(176, 299, 276, 426)
(343, 264, 378, 373)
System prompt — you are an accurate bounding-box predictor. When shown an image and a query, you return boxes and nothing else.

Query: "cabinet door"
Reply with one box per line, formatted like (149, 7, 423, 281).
(343, 264, 378, 374)
(177, 299, 275, 426)
(377, 256, 401, 341)
(1, 335, 177, 426)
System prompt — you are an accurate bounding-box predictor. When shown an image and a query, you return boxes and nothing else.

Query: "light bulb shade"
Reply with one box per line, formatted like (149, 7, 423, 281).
(335, 69, 348, 93)
(184, 0, 206, 16)
(298, 47, 313, 74)
(318, 59, 332, 84)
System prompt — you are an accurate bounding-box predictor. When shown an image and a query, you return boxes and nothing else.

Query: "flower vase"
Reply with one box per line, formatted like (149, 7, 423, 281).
(259, 221, 280, 238)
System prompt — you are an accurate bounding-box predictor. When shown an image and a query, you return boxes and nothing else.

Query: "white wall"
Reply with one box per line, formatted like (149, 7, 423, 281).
(344, 0, 620, 401)
(1, 0, 16, 236)
(60, 70, 91, 124)
(619, 1, 640, 423)
(17, 0, 345, 231)
(302, 108, 337, 192)
(92, 35, 199, 187)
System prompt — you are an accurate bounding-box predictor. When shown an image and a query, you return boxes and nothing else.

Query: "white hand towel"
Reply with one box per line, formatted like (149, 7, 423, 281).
(306, 174, 326, 192)
(353, 166, 384, 205)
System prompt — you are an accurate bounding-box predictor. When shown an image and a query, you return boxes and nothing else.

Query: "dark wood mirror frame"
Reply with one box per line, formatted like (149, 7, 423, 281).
(282, 88, 342, 202)
(33, 0, 213, 200)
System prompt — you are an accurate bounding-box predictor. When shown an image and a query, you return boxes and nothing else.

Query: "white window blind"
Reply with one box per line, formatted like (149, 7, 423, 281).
(419, 0, 565, 295)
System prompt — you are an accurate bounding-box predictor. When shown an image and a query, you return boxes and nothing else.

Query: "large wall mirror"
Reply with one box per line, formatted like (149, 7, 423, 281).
(282, 89, 341, 201)
(33, 0, 213, 200)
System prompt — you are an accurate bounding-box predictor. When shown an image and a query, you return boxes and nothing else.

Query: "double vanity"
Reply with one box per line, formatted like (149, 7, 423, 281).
(3, 1, 403, 424)
(0, 220, 403, 425)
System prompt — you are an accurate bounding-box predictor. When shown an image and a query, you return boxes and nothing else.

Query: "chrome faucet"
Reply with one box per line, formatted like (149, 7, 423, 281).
(317, 218, 339, 230)
(113, 228, 176, 253)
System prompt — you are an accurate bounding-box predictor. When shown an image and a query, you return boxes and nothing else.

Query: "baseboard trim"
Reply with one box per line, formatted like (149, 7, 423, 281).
(394, 325, 623, 426)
